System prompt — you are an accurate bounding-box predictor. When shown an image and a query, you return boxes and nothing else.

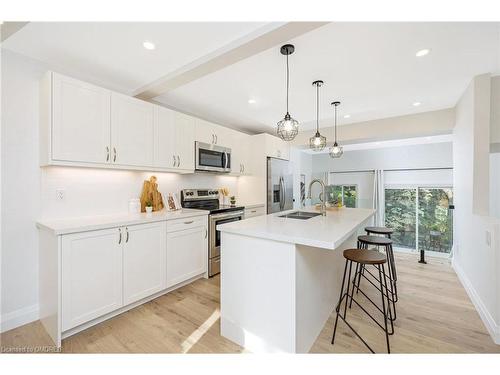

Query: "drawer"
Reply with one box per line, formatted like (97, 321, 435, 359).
(167, 215, 207, 233)
(244, 206, 265, 219)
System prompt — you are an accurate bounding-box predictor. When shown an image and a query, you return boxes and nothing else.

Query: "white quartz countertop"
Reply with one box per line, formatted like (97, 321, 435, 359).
(37, 208, 208, 235)
(217, 207, 375, 250)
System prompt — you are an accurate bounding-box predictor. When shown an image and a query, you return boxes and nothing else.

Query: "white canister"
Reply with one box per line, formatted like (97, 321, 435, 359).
(129, 198, 141, 213)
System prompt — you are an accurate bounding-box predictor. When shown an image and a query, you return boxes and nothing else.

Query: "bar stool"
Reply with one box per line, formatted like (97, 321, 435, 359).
(365, 226, 393, 239)
(355, 235, 398, 319)
(331, 248, 393, 353)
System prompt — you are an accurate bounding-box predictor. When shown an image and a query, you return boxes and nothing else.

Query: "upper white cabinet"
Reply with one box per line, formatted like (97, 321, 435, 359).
(61, 227, 123, 331)
(111, 93, 154, 167)
(269, 135, 290, 160)
(40, 71, 265, 174)
(49, 73, 111, 164)
(123, 222, 167, 305)
(195, 118, 231, 146)
(154, 107, 195, 172)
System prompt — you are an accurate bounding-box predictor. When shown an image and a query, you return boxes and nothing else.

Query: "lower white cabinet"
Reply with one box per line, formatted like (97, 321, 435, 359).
(166, 218, 208, 288)
(62, 228, 123, 331)
(39, 214, 209, 347)
(123, 222, 167, 305)
(244, 205, 266, 219)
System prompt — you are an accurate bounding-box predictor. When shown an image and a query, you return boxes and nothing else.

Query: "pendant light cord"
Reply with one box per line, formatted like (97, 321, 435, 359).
(286, 54, 289, 114)
(334, 104, 337, 142)
(316, 83, 319, 132)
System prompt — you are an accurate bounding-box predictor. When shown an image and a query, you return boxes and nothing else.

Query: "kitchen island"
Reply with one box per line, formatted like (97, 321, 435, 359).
(217, 207, 375, 353)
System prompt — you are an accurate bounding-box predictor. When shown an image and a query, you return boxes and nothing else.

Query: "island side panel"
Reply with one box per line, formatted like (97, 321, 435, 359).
(220, 232, 297, 353)
(38, 229, 62, 348)
(295, 232, 358, 353)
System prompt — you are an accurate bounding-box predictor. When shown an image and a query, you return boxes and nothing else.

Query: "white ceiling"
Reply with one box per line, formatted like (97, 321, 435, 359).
(3, 22, 499, 135)
(155, 22, 500, 133)
(1, 22, 268, 93)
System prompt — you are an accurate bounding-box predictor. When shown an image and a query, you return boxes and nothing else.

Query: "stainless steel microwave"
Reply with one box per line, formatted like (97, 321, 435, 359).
(195, 142, 231, 173)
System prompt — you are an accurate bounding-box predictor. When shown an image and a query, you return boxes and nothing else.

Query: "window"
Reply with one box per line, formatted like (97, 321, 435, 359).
(385, 187, 453, 254)
(326, 185, 357, 208)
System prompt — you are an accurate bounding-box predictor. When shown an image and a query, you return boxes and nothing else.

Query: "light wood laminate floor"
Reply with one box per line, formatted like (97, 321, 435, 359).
(1, 253, 499, 353)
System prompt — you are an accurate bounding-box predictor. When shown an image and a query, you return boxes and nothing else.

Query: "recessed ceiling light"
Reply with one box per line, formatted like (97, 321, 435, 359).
(343, 114, 351, 119)
(415, 48, 430, 57)
(413, 102, 421, 107)
(143, 41, 156, 50)
(248, 99, 256, 104)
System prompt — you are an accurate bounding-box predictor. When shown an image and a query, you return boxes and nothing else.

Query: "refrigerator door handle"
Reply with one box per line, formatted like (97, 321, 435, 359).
(282, 177, 287, 210)
(279, 176, 285, 210)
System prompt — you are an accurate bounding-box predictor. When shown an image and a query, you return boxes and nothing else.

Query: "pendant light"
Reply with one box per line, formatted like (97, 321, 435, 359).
(309, 80, 326, 151)
(276, 44, 299, 141)
(329, 101, 343, 158)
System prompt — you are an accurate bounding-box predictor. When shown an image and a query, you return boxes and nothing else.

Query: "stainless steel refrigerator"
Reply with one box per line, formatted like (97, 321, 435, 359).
(267, 157, 294, 214)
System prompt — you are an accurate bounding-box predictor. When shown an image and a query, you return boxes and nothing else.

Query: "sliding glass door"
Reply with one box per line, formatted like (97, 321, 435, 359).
(418, 188, 453, 254)
(385, 187, 453, 255)
(385, 189, 417, 249)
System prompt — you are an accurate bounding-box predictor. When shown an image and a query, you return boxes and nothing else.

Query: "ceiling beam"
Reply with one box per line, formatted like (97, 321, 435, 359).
(134, 22, 329, 100)
(1, 22, 29, 42)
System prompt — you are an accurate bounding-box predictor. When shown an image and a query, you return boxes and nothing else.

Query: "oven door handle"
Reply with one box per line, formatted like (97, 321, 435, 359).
(210, 211, 244, 221)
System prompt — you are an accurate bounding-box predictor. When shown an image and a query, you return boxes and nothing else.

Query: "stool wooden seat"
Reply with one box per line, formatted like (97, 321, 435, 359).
(331, 248, 393, 353)
(357, 235, 392, 246)
(343, 248, 386, 265)
(365, 226, 393, 237)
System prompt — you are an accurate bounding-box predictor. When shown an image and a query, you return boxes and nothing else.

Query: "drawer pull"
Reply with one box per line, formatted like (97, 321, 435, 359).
(184, 220, 194, 224)
(118, 228, 122, 244)
(251, 210, 257, 213)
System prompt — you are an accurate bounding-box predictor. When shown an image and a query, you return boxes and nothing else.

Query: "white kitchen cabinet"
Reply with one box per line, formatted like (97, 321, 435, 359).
(61, 228, 123, 331)
(166, 217, 208, 288)
(229, 132, 251, 175)
(244, 205, 266, 218)
(111, 92, 154, 167)
(174, 111, 195, 170)
(154, 107, 195, 171)
(49, 72, 111, 164)
(123, 222, 167, 305)
(270, 135, 290, 160)
(195, 118, 231, 146)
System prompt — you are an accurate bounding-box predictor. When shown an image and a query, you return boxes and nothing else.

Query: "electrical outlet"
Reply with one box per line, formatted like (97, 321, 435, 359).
(486, 230, 491, 247)
(56, 189, 65, 201)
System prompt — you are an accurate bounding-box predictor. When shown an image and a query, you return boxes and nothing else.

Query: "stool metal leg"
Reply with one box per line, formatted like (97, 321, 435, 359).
(331, 259, 349, 345)
(378, 264, 391, 354)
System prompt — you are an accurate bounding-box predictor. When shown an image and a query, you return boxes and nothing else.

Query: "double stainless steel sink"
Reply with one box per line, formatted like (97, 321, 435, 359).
(278, 211, 322, 220)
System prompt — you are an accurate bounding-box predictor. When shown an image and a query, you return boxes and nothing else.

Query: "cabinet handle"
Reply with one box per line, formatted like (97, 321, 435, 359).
(184, 220, 194, 225)
(106, 146, 110, 162)
(118, 228, 122, 244)
(243, 164, 245, 173)
(173, 155, 176, 167)
(251, 210, 257, 213)
(211, 134, 214, 144)
(113, 147, 117, 162)
(177, 155, 180, 167)
(204, 227, 208, 239)
(125, 227, 129, 243)
(215, 134, 218, 144)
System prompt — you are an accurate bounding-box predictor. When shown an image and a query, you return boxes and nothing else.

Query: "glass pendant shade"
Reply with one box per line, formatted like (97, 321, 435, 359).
(277, 112, 299, 141)
(276, 44, 299, 141)
(310, 131, 327, 151)
(329, 142, 344, 158)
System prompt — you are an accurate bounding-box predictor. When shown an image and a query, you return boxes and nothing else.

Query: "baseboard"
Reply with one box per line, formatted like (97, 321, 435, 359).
(452, 259, 500, 345)
(0, 304, 39, 333)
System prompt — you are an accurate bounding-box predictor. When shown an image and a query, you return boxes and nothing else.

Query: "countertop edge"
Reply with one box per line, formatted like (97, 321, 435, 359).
(218, 208, 375, 250)
(36, 209, 209, 236)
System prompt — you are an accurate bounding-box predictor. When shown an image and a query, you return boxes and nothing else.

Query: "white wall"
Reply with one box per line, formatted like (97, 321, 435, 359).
(306, 143, 453, 208)
(452, 74, 500, 344)
(0, 50, 240, 331)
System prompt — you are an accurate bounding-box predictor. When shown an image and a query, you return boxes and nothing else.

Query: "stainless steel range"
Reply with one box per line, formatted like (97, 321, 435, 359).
(181, 189, 244, 277)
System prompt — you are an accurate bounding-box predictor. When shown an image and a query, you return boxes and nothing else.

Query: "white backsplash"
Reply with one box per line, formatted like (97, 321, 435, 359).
(40, 167, 239, 219)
